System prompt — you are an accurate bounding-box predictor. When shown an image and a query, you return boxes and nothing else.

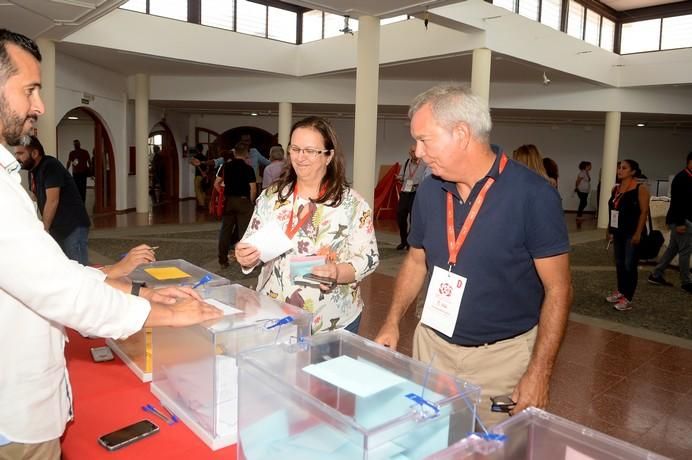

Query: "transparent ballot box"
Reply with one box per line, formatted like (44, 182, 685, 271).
(150, 284, 312, 450)
(106, 259, 230, 382)
(427, 407, 669, 460)
(237, 330, 482, 460)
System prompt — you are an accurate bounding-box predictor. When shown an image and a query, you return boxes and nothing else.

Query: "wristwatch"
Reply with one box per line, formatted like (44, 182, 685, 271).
(131, 281, 146, 296)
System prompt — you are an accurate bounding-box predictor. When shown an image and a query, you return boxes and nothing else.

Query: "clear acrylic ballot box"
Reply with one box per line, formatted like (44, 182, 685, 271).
(427, 407, 669, 459)
(237, 330, 482, 460)
(106, 259, 230, 382)
(150, 284, 312, 450)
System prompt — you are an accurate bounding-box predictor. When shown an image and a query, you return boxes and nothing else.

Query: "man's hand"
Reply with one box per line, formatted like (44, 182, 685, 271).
(509, 368, 551, 415)
(145, 298, 222, 328)
(374, 321, 400, 350)
(106, 244, 156, 279)
(143, 286, 202, 305)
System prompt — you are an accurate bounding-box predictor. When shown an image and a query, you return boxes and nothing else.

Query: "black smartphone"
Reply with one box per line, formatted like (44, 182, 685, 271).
(301, 273, 337, 285)
(490, 395, 516, 413)
(98, 419, 159, 451)
(90, 346, 114, 362)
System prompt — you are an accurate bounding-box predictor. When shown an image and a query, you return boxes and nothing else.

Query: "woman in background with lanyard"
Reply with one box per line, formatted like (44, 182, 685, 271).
(235, 117, 379, 334)
(606, 159, 650, 311)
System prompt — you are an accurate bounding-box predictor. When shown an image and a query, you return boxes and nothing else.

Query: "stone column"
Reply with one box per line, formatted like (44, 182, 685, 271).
(135, 74, 150, 214)
(35, 38, 56, 156)
(598, 111, 621, 228)
(471, 48, 492, 104)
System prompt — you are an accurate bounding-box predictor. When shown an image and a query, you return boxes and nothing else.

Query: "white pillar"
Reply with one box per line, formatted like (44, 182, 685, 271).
(353, 15, 380, 207)
(471, 48, 492, 105)
(278, 102, 292, 149)
(135, 74, 150, 214)
(598, 111, 621, 228)
(35, 38, 56, 157)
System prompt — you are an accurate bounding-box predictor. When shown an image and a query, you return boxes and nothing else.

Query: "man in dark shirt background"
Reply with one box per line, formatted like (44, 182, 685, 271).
(216, 144, 256, 268)
(649, 151, 692, 293)
(16, 135, 91, 264)
(66, 138, 91, 202)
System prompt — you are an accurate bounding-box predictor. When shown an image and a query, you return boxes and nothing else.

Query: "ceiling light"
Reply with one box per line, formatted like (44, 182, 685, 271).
(68, 116, 79, 120)
(637, 123, 646, 127)
(250, 112, 258, 116)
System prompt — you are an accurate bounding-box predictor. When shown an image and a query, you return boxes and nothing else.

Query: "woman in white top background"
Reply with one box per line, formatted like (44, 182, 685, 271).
(575, 161, 592, 224)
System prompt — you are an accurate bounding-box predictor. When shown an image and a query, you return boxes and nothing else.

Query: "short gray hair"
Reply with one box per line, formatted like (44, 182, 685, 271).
(409, 84, 492, 141)
(269, 145, 284, 161)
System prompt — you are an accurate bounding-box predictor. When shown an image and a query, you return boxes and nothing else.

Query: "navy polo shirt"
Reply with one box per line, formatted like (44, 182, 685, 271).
(409, 152, 569, 346)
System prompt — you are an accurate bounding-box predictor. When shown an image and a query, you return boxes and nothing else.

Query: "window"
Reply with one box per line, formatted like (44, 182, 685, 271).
(201, 0, 235, 31)
(584, 9, 600, 46)
(600, 17, 615, 51)
(540, 0, 562, 30)
(519, 0, 540, 21)
(621, 19, 661, 54)
(149, 0, 187, 21)
(381, 15, 408, 26)
(324, 12, 345, 38)
(120, 0, 146, 13)
(661, 14, 692, 50)
(302, 10, 323, 43)
(567, 0, 585, 39)
(268, 6, 297, 43)
(236, 0, 267, 37)
(493, 0, 516, 12)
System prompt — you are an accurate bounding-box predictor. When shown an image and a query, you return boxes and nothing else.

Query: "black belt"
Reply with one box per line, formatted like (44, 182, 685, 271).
(454, 327, 532, 348)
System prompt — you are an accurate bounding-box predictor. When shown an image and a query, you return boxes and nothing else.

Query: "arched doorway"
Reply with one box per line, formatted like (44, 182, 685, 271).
(148, 121, 179, 205)
(56, 107, 116, 214)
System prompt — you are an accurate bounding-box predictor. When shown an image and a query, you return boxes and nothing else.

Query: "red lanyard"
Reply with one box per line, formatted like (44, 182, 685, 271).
(612, 183, 634, 210)
(284, 184, 323, 239)
(406, 160, 420, 180)
(685, 168, 692, 178)
(446, 154, 508, 267)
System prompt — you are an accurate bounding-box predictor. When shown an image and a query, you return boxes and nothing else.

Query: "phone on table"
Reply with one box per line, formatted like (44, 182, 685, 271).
(98, 419, 159, 451)
(490, 395, 516, 413)
(90, 346, 114, 362)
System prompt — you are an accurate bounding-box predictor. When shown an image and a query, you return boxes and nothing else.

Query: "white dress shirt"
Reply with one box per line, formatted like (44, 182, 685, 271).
(0, 144, 151, 443)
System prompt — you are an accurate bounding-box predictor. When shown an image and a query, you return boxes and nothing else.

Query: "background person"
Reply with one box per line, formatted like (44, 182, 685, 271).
(235, 116, 379, 335)
(15, 135, 91, 265)
(262, 145, 285, 189)
(606, 159, 650, 311)
(65, 138, 91, 202)
(396, 144, 426, 250)
(575, 161, 592, 223)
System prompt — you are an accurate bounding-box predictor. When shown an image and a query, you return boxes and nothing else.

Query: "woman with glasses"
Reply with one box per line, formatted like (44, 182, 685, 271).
(235, 116, 379, 334)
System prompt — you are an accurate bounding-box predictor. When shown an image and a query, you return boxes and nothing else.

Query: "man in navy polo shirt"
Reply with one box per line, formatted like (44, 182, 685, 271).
(375, 84, 572, 427)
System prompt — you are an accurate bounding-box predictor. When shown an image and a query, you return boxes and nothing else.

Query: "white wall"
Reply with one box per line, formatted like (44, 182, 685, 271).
(56, 53, 129, 210)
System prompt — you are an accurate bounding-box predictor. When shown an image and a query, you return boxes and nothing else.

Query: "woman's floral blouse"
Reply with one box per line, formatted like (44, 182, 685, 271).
(242, 185, 379, 333)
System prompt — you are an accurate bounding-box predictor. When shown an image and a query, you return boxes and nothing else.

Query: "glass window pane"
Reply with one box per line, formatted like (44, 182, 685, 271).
(324, 12, 345, 38)
(600, 17, 615, 51)
(268, 7, 297, 43)
(620, 19, 661, 54)
(519, 0, 539, 21)
(302, 10, 323, 43)
(149, 0, 187, 21)
(493, 0, 515, 12)
(237, 0, 267, 37)
(540, 0, 562, 30)
(202, 0, 235, 30)
(567, 0, 585, 39)
(381, 15, 408, 26)
(662, 14, 692, 50)
(584, 9, 600, 46)
(120, 0, 146, 13)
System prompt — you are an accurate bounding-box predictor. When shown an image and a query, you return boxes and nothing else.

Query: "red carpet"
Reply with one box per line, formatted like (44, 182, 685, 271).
(62, 329, 236, 459)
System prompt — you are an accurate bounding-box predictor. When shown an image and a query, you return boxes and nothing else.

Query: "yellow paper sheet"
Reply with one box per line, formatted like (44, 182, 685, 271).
(144, 266, 191, 280)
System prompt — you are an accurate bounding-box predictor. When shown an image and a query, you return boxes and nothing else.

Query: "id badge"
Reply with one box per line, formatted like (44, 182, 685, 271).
(610, 210, 619, 229)
(420, 266, 467, 337)
(403, 179, 414, 192)
(73, 159, 79, 166)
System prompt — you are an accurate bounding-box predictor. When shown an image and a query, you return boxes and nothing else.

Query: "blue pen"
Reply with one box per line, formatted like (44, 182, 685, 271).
(142, 404, 174, 425)
(192, 273, 213, 289)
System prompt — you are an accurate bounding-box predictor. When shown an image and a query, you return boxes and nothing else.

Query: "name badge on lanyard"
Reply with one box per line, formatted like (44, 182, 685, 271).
(420, 154, 508, 337)
(402, 179, 414, 192)
(610, 210, 619, 229)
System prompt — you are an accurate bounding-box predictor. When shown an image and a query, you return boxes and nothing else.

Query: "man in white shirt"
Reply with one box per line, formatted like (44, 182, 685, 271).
(0, 29, 222, 459)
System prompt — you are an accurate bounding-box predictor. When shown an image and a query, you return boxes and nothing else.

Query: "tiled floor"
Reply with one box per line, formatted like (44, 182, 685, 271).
(94, 202, 691, 459)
